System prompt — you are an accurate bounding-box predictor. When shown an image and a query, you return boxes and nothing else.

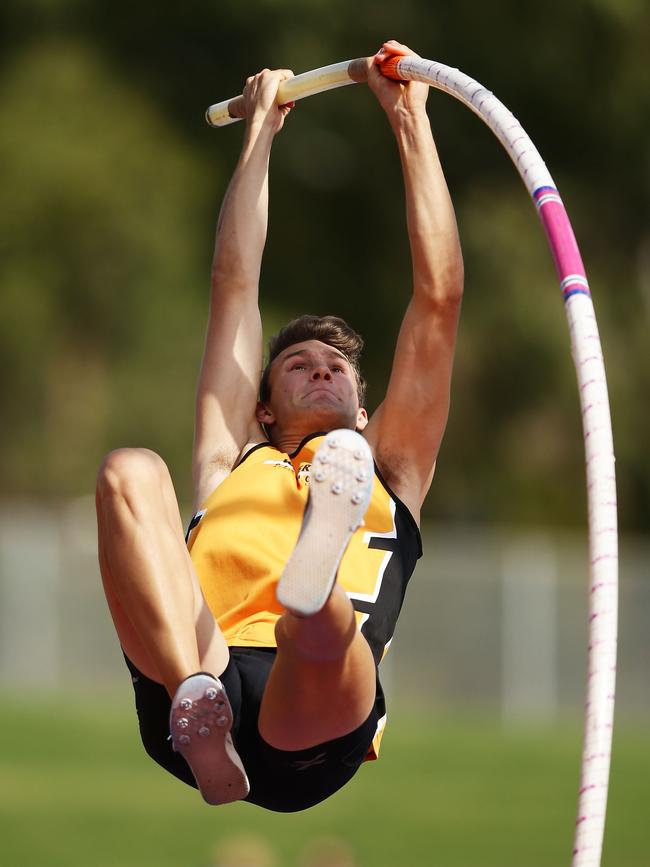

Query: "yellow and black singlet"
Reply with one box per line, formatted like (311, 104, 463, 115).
(186, 432, 422, 756)
(187, 431, 422, 657)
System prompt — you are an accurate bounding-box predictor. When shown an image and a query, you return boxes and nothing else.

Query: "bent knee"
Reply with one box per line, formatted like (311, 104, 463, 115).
(97, 448, 169, 501)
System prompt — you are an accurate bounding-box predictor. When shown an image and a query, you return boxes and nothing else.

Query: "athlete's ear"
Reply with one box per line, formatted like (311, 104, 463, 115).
(355, 407, 369, 431)
(256, 401, 275, 426)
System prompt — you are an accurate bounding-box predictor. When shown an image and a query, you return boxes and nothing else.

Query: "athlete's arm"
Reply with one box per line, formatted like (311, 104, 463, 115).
(363, 42, 464, 521)
(193, 69, 294, 506)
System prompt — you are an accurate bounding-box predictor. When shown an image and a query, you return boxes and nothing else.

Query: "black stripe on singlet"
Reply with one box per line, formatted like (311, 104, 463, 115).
(352, 468, 422, 666)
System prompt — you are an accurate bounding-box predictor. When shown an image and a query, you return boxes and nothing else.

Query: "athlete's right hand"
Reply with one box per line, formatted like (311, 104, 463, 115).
(243, 68, 295, 134)
(367, 41, 428, 127)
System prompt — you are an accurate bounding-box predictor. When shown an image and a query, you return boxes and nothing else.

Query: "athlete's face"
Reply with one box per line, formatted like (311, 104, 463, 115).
(257, 340, 367, 436)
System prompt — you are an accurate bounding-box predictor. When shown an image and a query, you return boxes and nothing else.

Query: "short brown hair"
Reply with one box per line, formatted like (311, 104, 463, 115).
(260, 314, 366, 405)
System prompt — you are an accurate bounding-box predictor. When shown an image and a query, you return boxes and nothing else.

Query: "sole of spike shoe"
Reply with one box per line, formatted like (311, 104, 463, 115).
(276, 429, 374, 617)
(169, 673, 249, 805)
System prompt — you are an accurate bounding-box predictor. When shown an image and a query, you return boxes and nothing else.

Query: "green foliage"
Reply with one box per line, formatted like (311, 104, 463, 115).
(1, 695, 648, 866)
(1, 1, 648, 527)
(0, 37, 209, 497)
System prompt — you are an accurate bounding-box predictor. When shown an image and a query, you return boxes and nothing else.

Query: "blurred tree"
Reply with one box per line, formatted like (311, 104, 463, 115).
(0, 37, 209, 498)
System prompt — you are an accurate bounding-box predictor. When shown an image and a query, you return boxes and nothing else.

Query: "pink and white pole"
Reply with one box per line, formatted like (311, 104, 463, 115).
(206, 54, 618, 866)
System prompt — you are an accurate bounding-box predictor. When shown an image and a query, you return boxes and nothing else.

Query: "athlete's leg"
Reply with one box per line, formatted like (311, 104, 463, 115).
(258, 583, 376, 750)
(259, 429, 378, 751)
(96, 448, 229, 697)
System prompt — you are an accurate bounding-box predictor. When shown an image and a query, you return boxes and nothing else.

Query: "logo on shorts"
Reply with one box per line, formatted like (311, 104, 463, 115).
(291, 751, 327, 771)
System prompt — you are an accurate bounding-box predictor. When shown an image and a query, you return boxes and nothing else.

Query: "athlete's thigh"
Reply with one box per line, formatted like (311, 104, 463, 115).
(259, 623, 376, 750)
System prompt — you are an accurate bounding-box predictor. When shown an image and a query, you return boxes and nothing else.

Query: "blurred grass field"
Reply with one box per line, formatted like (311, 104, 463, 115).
(0, 694, 647, 867)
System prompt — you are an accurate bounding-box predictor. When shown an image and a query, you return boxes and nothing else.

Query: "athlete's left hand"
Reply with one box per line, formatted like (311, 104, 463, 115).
(243, 68, 295, 135)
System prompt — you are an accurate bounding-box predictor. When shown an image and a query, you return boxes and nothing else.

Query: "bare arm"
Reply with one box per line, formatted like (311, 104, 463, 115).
(193, 70, 294, 507)
(363, 43, 464, 521)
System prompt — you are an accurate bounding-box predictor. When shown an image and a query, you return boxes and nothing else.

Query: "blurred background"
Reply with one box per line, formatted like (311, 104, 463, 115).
(1, 0, 648, 865)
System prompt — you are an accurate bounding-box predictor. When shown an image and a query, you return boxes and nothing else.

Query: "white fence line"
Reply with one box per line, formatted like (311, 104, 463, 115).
(0, 499, 648, 720)
(501, 536, 558, 724)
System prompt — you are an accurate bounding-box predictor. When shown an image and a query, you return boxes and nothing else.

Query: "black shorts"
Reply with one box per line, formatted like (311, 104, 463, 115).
(124, 646, 383, 813)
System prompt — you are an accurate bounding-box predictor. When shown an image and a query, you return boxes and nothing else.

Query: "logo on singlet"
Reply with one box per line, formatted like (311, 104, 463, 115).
(263, 459, 312, 485)
(291, 751, 327, 771)
(262, 459, 294, 471)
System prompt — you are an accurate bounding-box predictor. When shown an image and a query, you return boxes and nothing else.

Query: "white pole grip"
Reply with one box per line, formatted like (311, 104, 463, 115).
(205, 59, 369, 127)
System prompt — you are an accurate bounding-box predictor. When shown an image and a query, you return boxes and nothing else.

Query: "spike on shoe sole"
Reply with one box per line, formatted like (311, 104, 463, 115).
(169, 673, 249, 805)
